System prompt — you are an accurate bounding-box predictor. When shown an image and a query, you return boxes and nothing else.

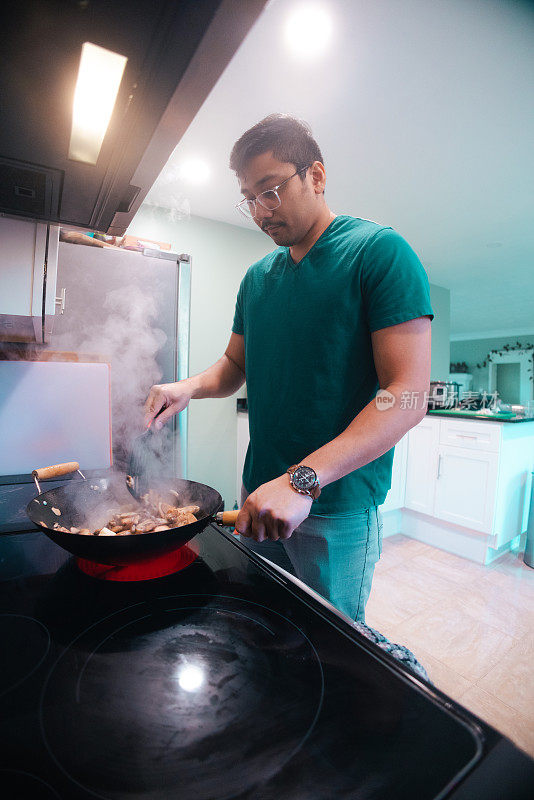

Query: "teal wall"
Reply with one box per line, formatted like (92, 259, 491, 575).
(428, 283, 450, 381)
(450, 334, 534, 399)
(128, 206, 450, 507)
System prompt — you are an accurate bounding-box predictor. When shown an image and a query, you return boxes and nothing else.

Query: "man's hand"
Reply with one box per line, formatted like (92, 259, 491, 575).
(144, 380, 194, 429)
(235, 475, 313, 542)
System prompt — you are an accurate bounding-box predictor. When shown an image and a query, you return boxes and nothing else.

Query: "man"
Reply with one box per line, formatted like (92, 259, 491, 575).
(144, 114, 433, 623)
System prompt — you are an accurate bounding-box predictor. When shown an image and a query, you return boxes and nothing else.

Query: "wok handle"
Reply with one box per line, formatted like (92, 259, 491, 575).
(32, 462, 80, 480)
(214, 509, 240, 527)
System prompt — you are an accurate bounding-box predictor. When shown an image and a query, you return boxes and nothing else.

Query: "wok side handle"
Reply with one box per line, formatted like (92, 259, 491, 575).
(32, 462, 84, 495)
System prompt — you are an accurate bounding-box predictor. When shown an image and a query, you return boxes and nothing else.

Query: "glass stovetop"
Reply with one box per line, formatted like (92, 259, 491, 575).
(0, 525, 504, 799)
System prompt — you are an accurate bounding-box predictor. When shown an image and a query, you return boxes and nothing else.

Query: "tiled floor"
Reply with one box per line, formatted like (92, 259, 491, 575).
(365, 534, 534, 759)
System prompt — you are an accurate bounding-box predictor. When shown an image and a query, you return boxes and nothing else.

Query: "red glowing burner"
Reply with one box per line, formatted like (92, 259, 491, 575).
(76, 544, 198, 581)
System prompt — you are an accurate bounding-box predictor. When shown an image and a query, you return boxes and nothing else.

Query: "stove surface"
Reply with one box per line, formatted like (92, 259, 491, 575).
(0, 526, 531, 799)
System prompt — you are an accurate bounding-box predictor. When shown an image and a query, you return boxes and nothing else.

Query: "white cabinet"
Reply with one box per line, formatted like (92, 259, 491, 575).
(433, 445, 499, 533)
(405, 417, 440, 515)
(405, 417, 500, 533)
(0, 216, 59, 342)
(405, 415, 534, 550)
(439, 418, 500, 452)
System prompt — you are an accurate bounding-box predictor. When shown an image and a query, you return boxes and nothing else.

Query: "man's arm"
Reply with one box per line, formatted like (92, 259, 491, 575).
(236, 316, 431, 541)
(144, 333, 245, 428)
(302, 315, 431, 487)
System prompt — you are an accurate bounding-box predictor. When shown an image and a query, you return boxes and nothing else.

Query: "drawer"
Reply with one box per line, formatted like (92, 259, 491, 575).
(439, 419, 501, 452)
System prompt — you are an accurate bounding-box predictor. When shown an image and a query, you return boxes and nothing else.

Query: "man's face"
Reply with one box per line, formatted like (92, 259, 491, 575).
(238, 151, 322, 247)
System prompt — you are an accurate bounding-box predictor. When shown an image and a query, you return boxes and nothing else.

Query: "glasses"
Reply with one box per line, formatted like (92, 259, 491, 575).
(235, 165, 310, 219)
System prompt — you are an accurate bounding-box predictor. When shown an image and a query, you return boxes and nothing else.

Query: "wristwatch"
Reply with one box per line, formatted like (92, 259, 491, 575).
(287, 464, 321, 500)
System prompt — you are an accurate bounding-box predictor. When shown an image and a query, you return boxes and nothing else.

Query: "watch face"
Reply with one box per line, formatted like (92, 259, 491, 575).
(292, 466, 317, 490)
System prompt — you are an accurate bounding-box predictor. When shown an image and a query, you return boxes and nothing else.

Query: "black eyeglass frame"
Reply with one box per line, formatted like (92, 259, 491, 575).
(235, 165, 311, 219)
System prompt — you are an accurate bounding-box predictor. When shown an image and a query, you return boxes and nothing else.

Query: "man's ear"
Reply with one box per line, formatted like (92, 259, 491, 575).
(309, 161, 326, 194)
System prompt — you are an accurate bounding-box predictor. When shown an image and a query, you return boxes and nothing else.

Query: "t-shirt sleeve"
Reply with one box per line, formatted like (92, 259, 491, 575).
(361, 228, 434, 332)
(231, 277, 246, 335)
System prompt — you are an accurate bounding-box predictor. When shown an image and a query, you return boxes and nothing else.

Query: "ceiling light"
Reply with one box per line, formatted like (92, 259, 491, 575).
(178, 158, 211, 185)
(284, 4, 333, 60)
(68, 42, 127, 165)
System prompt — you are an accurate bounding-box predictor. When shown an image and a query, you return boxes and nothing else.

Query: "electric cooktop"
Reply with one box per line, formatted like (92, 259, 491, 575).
(0, 525, 532, 799)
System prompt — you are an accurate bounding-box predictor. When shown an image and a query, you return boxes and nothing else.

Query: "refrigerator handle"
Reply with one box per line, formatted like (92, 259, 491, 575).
(55, 287, 66, 314)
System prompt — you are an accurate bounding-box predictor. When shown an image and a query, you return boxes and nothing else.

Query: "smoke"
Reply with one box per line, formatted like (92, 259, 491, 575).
(79, 284, 169, 471)
(47, 279, 174, 478)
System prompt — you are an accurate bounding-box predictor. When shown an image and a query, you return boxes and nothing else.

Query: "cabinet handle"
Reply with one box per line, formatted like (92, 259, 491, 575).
(457, 433, 477, 439)
(437, 453, 442, 479)
(55, 287, 66, 314)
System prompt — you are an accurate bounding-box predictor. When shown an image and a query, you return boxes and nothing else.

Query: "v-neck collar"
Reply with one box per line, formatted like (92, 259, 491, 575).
(285, 215, 341, 269)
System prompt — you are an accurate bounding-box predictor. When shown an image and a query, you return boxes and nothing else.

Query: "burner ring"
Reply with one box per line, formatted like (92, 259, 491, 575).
(40, 595, 324, 800)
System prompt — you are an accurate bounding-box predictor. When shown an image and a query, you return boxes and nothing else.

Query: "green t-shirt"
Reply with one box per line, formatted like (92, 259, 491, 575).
(232, 215, 434, 515)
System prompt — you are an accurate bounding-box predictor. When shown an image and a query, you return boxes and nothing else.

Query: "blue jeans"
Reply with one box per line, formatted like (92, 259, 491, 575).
(239, 486, 383, 623)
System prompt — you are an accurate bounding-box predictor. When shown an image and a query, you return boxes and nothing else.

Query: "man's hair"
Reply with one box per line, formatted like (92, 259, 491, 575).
(229, 114, 324, 176)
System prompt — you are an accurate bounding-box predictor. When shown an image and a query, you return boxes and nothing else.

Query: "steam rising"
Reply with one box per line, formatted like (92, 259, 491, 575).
(48, 282, 171, 477)
(80, 284, 168, 471)
(42, 271, 223, 524)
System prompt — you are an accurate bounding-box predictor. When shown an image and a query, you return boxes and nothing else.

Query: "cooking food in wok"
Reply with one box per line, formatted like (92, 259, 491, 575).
(52, 490, 201, 536)
(26, 463, 238, 566)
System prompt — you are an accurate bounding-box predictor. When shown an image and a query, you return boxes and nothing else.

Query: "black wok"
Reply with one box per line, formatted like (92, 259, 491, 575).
(26, 462, 239, 566)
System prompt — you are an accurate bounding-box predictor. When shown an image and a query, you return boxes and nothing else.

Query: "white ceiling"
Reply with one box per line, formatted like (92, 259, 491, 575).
(144, 0, 534, 336)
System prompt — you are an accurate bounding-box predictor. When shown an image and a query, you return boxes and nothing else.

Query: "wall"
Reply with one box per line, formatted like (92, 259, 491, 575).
(428, 283, 450, 380)
(127, 206, 450, 508)
(450, 334, 534, 399)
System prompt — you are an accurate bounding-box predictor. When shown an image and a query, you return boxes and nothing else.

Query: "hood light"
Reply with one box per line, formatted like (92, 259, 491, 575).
(68, 42, 128, 165)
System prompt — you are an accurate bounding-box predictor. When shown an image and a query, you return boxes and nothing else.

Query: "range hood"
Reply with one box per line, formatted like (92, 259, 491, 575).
(0, 0, 267, 235)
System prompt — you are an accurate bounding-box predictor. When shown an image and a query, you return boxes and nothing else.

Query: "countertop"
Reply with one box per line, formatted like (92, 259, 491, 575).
(426, 409, 534, 423)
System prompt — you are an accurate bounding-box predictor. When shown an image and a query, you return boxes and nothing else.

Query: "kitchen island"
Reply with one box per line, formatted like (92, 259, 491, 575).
(393, 412, 534, 563)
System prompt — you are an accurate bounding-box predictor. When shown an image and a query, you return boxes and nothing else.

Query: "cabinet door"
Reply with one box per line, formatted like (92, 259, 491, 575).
(0, 216, 37, 316)
(434, 446, 498, 533)
(405, 418, 440, 514)
(0, 217, 59, 342)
